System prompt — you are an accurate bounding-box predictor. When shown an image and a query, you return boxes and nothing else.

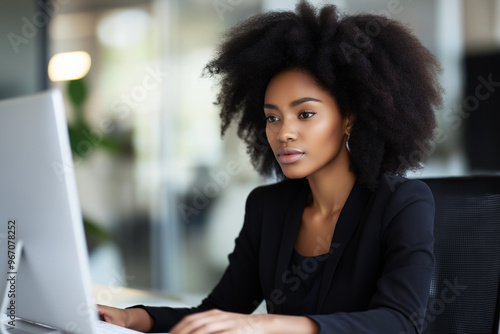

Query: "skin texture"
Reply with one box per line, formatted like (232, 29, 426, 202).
(264, 69, 349, 181)
(98, 305, 153, 332)
(98, 69, 356, 334)
(265, 69, 356, 256)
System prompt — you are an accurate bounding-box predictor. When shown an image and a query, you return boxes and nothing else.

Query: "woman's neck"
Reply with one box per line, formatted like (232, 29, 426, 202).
(306, 165, 356, 219)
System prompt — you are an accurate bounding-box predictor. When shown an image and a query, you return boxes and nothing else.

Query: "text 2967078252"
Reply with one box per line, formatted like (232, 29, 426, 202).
(6, 220, 17, 327)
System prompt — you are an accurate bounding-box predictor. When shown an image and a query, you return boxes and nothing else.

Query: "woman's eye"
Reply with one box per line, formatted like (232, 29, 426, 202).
(266, 115, 279, 123)
(299, 111, 316, 119)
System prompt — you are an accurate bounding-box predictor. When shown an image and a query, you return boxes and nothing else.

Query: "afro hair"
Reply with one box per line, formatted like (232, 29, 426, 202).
(204, 0, 443, 188)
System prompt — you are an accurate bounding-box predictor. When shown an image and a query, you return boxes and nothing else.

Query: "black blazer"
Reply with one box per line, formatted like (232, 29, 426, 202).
(140, 175, 435, 333)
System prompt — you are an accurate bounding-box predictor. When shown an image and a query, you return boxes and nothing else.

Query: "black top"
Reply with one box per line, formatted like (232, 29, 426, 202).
(136, 175, 435, 334)
(281, 248, 331, 316)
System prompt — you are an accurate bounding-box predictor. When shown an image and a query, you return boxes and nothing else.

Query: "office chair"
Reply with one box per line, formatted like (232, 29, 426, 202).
(420, 176, 500, 334)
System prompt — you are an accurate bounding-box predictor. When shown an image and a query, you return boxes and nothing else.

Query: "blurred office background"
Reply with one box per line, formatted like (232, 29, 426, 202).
(1, 0, 499, 299)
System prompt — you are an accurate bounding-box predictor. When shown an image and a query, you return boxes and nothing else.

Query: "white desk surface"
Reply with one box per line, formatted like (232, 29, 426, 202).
(93, 284, 197, 310)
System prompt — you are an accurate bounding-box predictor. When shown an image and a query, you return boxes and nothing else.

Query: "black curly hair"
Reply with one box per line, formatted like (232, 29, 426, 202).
(204, 0, 443, 188)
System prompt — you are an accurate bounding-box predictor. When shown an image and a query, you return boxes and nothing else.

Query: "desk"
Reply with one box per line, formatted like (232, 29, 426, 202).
(93, 284, 196, 310)
(0, 287, 188, 334)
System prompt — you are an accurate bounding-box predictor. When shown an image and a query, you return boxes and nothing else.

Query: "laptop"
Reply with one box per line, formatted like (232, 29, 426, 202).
(0, 90, 144, 334)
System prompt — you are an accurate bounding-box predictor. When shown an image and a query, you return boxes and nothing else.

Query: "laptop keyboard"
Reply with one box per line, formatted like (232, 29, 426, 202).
(1, 317, 149, 334)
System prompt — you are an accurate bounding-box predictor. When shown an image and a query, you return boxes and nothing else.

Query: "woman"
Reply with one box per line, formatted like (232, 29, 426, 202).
(98, 1, 442, 333)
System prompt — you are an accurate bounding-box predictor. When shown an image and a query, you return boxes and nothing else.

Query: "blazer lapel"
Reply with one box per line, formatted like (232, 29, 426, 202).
(315, 182, 372, 313)
(273, 179, 309, 314)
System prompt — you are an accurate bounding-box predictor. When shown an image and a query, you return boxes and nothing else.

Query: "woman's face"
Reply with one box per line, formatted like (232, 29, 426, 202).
(264, 69, 351, 179)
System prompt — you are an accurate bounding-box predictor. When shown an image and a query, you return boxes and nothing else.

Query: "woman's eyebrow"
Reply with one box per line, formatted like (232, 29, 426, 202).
(263, 103, 278, 110)
(264, 97, 322, 110)
(290, 97, 321, 107)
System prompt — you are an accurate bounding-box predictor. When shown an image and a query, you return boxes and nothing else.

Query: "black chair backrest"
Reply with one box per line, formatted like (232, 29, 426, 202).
(420, 176, 500, 334)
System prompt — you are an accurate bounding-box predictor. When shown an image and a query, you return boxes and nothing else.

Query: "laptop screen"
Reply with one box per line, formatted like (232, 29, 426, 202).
(0, 90, 98, 333)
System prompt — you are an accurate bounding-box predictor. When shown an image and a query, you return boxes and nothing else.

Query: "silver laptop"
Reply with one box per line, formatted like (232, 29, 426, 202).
(0, 90, 142, 334)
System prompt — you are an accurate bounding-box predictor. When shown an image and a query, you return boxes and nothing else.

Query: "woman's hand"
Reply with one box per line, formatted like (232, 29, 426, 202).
(97, 304, 154, 333)
(98, 305, 129, 328)
(170, 309, 319, 334)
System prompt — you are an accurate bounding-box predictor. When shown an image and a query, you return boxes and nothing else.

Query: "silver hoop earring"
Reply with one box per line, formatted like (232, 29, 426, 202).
(346, 133, 351, 153)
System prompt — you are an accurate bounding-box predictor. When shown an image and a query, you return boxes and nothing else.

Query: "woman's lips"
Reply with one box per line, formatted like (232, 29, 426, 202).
(276, 148, 305, 164)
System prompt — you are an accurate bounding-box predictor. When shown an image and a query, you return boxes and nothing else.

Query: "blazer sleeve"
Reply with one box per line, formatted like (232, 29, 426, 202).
(307, 179, 435, 334)
(135, 187, 265, 333)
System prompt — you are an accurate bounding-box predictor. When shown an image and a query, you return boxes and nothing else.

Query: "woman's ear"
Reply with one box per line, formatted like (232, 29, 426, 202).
(345, 114, 355, 134)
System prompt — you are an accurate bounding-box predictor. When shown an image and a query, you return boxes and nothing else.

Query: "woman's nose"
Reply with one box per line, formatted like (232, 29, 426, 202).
(277, 119, 297, 142)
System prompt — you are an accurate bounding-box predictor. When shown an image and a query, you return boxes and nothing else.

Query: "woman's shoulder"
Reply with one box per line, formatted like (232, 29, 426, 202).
(373, 174, 435, 220)
(376, 174, 433, 200)
(376, 174, 432, 195)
